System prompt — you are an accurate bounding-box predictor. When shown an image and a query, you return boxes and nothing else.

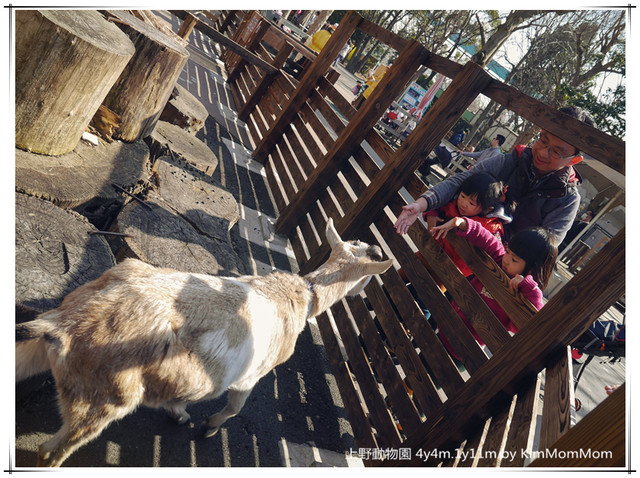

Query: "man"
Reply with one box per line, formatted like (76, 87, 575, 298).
(449, 128, 469, 147)
(395, 106, 596, 244)
(460, 134, 506, 163)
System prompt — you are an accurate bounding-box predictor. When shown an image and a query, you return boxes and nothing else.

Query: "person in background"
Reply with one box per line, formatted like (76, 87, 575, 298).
(460, 134, 505, 163)
(449, 129, 469, 147)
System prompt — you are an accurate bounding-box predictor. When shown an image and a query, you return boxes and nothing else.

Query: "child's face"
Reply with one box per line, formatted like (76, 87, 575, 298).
(457, 192, 483, 217)
(501, 246, 527, 277)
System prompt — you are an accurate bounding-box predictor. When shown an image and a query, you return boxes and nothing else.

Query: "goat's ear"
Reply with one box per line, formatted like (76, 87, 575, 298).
(363, 259, 393, 276)
(325, 218, 342, 249)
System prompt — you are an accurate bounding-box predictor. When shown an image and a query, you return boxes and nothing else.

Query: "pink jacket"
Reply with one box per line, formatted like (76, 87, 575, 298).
(452, 218, 544, 344)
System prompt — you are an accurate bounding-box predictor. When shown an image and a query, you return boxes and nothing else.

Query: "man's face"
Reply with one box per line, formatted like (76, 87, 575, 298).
(531, 131, 580, 174)
(491, 138, 499, 147)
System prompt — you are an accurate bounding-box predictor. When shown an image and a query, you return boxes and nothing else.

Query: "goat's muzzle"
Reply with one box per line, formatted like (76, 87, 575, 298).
(366, 245, 384, 262)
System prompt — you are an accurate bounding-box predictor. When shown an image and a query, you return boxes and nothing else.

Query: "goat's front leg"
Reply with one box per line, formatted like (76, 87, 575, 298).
(203, 388, 252, 438)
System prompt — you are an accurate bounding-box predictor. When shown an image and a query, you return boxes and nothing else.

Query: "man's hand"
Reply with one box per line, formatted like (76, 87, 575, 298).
(394, 198, 427, 234)
(509, 275, 525, 290)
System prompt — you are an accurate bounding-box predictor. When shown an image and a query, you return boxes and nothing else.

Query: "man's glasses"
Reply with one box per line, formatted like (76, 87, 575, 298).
(535, 133, 577, 161)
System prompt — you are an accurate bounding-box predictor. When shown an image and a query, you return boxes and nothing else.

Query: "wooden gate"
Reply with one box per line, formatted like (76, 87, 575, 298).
(175, 10, 625, 467)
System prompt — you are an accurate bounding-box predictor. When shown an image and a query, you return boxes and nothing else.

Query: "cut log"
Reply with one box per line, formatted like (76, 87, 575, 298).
(15, 10, 135, 155)
(153, 155, 239, 242)
(97, 10, 190, 142)
(127, 10, 188, 47)
(113, 192, 246, 276)
(159, 84, 209, 135)
(16, 192, 116, 317)
(146, 120, 219, 175)
(15, 140, 151, 228)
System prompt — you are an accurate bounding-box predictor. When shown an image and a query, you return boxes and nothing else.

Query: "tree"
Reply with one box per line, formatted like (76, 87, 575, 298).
(558, 83, 625, 138)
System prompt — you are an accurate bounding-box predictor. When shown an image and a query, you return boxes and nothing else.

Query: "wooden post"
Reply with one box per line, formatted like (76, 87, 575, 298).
(237, 43, 294, 122)
(296, 61, 493, 274)
(227, 18, 271, 83)
(177, 13, 198, 39)
(251, 11, 363, 162)
(219, 11, 236, 34)
(98, 11, 189, 142)
(15, 10, 135, 155)
(529, 384, 625, 467)
(377, 229, 624, 465)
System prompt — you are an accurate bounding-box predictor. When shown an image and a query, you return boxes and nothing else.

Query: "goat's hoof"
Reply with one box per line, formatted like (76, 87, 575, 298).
(203, 426, 220, 439)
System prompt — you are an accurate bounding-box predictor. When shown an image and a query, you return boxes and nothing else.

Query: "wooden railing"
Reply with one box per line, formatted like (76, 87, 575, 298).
(175, 10, 625, 467)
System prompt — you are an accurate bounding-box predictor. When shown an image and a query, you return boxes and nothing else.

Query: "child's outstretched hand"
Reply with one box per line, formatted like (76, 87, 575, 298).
(431, 217, 466, 240)
(509, 275, 525, 290)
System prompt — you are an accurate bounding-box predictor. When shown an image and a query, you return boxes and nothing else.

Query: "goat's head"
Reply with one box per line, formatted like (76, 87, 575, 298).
(323, 218, 393, 295)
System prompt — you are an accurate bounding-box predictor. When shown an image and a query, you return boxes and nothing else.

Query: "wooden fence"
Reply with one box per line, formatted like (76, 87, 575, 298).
(174, 10, 625, 467)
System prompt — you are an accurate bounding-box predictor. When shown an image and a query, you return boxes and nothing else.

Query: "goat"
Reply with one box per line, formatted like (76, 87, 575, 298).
(16, 218, 392, 466)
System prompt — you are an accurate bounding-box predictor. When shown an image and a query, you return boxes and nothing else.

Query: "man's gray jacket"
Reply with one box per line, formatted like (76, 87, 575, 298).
(420, 147, 581, 243)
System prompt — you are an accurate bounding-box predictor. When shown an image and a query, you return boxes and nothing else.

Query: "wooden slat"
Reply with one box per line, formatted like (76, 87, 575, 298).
(358, 17, 409, 51)
(384, 229, 625, 465)
(365, 129, 396, 165)
(447, 234, 536, 330)
(308, 88, 346, 135)
(502, 373, 541, 467)
(170, 11, 278, 74)
(297, 61, 492, 274)
(475, 396, 515, 466)
(298, 101, 335, 152)
(364, 280, 444, 416)
(263, 156, 287, 211)
(276, 39, 429, 236)
(482, 79, 624, 174)
(457, 418, 490, 466)
(344, 296, 423, 434)
(405, 221, 512, 353)
(379, 267, 466, 396)
(317, 76, 356, 121)
(423, 53, 464, 80)
(329, 302, 402, 447)
(252, 11, 363, 160)
(315, 312, 378, 449)
(529, 384, 625, 467)
(374, 213, 489, 374)
(539, 346, 573, 450)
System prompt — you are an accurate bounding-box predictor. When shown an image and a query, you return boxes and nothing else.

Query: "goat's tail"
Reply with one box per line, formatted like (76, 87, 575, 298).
(16, 317, 57, 381)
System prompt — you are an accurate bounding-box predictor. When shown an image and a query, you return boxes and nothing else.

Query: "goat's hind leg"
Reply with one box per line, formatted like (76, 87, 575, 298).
(163, 401, 191, 425)
(38, 401, 135, 467)
(203, 388, 252, 438)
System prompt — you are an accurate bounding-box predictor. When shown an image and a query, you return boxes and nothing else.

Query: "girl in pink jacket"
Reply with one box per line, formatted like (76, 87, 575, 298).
(431, 216, 557, 354)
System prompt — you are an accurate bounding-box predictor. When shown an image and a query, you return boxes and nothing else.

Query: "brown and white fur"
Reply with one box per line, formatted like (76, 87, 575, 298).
(16, 218, 392, 467)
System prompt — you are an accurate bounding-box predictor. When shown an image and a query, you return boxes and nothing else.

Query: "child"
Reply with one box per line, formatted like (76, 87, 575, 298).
(424, 171, 514, 278)
(399, 172, 513, 288)
(431, 216, 557, 353)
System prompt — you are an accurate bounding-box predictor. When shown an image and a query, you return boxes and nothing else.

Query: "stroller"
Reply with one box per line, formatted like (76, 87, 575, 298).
(571, 318, 625, 410)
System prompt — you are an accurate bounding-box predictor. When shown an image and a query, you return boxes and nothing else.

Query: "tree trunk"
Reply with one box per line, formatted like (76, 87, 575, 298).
(306, 10, 332, 36)
(98, 10, 190, 142)
(15, 10, 135, 155)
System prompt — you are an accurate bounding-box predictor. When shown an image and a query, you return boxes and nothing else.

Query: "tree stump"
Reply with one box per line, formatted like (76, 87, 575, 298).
(97, 10, 190, 142)
(159, 84, 209, 135)
(15, 140, 151, 228)
(146, 120, 219, 176)
(15, 10, 135, 155)
(153, 155, 239, 242)
(113, 193, 246, 276)
(16, 192, 116, 318)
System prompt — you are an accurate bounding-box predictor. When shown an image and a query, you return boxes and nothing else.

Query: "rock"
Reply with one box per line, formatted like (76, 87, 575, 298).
(113, 194, 245, 276)
(15, 140, 151, 228)
(159, 84, 209, 135)
(16, 192, 116, 318)
(153, 155, 239, 242)
(146, 120, 219, 176)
